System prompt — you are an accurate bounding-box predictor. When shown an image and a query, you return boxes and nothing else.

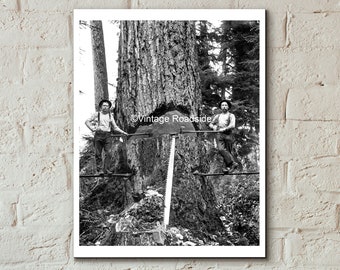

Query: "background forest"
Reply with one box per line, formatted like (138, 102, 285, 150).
(78, 20, 261, 247)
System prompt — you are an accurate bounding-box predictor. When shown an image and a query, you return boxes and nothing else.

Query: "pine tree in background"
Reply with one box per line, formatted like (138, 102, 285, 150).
(221, 21, 260, 132)
(196, 21, 229, 108)
(90, 20, 109, 110)
(79, 19, 261, 246)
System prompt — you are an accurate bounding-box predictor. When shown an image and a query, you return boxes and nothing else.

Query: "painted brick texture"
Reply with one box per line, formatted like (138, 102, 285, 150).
(0, 0, 339, 269)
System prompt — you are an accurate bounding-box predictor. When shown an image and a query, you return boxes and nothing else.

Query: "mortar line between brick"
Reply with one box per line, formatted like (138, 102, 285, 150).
(62, 153, 72, 190)
(285, 119, 340, 123)
(312, 11, 340, 14)
(283, 161, 289, 193)
(336, 205, 340, 231)
(68, 15, 73, 49)
(21, 49, 28, 85)
(284, 88, 290, 121)
(11, 202, 18, 227)
(337, 140, 340, 156)
(16, 195, 22, 226)
(279, 238, 284, 263)
(312, 155, 340, 160)
(65, 230, 72, 264)
(16, 0, 21, 12)
(282, 237, 288, 266)
(284, 11, 292, 48)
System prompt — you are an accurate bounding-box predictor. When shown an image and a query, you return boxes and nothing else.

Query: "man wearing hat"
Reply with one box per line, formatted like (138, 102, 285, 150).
(85, 99, 128, 174)
(209, 100, 238, 172)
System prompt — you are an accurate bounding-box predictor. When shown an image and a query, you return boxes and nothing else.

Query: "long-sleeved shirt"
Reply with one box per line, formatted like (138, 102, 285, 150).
(86, 112, 124, 133)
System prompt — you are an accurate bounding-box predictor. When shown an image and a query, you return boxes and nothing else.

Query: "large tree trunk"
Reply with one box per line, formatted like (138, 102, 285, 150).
(108, 21, 224, 242)
(90, 20, 109, 110)
(115, 21, 201, 130)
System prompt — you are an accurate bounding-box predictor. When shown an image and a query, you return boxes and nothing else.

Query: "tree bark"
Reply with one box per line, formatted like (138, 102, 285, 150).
(90, 20, 109, 110)
(110, 21, 224, 239)
(115, 21, 201, 130)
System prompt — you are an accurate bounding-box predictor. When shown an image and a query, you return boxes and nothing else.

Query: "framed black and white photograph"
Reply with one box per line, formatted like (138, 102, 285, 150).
(74, 9, 265, 258)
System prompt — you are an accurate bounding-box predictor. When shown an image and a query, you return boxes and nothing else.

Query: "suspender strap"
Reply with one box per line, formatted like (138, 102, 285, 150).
(98, 112, 112, 125)
(98, 112, 114, 133)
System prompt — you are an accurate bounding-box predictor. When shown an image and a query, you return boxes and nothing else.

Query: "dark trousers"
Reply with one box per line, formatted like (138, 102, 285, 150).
(94, 131, 112, 172)
(216, 133, 236, 167)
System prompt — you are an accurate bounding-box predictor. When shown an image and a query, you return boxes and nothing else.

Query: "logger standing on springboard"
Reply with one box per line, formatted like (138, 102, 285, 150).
(209, 100, 238, 173)
(85, 99, 128, 174)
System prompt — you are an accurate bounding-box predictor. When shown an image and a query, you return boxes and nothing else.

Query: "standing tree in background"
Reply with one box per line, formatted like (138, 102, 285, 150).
(196, 20, 220, 107)
(90, 20, 109, 110)
(217, 21, 260, 166)
(221, 21, 260, 131)
(80, 19, 261, 246)
(196, 21, 231, 107)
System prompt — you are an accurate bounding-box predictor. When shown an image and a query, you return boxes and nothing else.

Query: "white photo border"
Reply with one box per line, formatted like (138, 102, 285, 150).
(74, 9, 266, 258)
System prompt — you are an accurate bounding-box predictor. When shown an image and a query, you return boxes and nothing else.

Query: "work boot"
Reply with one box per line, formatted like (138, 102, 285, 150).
(229, 162, 238, 172)
(222, 168, 230, 174)
(222, 162, 238, 174)
(104, 169, 113, 175)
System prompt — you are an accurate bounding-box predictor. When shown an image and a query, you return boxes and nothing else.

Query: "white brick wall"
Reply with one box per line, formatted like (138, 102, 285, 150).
(0, 0, 339, 268)
(21, 0, 129, 11)
(129, 0, 237, 9)
(287, 85, 340, 120)
(0, 11, 70, 47)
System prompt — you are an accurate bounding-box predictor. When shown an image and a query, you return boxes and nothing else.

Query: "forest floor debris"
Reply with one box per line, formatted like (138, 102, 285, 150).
(80, 178, 259, 246)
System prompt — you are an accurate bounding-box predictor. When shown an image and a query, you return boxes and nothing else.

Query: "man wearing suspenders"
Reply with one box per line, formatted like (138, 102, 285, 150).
(85, 99, 128, 174)
(209, 100, 238, 172)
